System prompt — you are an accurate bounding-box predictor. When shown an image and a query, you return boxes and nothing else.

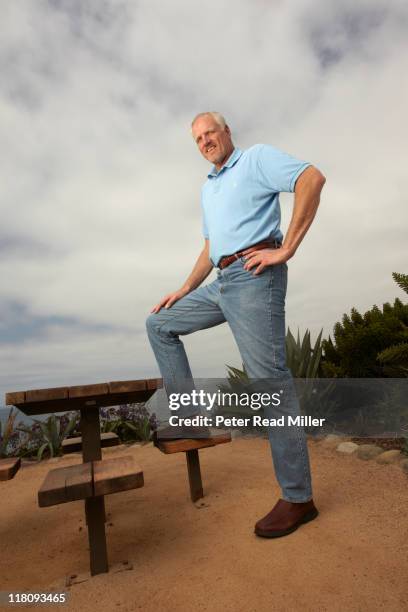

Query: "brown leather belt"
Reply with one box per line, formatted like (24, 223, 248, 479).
(218, 239, 282, 270)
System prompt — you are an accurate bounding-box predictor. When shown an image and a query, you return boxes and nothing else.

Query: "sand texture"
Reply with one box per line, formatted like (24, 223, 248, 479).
(1, 437, 407, 612)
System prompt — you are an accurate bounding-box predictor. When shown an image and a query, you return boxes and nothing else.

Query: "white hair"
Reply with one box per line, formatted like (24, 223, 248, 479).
(190, 111, 227, 134)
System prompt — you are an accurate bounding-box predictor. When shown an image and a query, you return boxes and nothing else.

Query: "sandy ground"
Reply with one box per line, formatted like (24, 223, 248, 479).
(1, 437, 407, 612)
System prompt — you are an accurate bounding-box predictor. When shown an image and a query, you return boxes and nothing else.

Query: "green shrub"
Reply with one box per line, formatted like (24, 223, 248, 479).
(322, 272, 408, 377)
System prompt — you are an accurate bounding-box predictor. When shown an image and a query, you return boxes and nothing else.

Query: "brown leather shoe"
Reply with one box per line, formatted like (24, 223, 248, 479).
(254, 499, 318, 538)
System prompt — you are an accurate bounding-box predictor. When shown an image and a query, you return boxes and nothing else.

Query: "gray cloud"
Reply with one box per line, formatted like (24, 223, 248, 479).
(1, 0, 407, 401)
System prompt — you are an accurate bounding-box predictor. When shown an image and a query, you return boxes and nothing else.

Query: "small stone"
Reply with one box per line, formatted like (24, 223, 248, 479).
(231, 429, 243, 439)
(401, 458, 408, 475)
(375, 450, 402, 464)
(356, 444, 383, 460)
(322, 434, 346, 448)
(337, 441, 359, 454)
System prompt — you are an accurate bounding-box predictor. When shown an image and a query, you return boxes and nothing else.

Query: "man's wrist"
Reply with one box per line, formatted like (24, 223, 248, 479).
(281, 244, 296, 260)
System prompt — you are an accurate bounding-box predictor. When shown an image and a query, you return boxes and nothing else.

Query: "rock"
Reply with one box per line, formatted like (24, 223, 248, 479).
(337, 441, 359, 454)
(231, 429, 244, 439)
(322, 434, 346, 448)
(400, 458, 408, 475)
(375, 449, 403, 464)
(356, 444, 383, 460)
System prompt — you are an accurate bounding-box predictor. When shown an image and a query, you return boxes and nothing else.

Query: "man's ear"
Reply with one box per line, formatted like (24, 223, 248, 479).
(225, 124, 231, 135)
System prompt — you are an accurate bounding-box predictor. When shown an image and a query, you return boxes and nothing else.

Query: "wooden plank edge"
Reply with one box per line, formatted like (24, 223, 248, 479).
(154, 432, 231, 454)
(108, 380, 147, 394)
(5, 391, 25, 405)
(0, 457, 21, 481)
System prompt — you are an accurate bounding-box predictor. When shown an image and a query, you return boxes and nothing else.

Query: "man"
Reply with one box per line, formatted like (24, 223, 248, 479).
(146, 111, 326, 537)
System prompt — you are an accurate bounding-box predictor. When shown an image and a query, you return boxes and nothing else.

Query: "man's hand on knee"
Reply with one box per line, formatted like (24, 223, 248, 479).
(150, 287, 190, 313)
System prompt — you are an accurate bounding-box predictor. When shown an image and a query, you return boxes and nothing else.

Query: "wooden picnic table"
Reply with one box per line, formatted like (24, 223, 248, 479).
(5, 378, 162, 576)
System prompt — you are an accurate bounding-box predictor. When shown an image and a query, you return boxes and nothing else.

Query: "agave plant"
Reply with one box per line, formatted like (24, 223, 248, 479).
(18, 413, 78, 460)
(286, 328, 323, 378)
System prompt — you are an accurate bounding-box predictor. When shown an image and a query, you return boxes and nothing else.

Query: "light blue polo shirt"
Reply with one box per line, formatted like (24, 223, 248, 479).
(201, 144, 311, 266)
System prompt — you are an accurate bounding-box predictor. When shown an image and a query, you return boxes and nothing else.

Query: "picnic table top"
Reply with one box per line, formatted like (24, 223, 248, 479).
(5, 378, 163, 415)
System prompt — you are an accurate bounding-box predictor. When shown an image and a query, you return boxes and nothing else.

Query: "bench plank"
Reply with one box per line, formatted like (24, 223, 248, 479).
(146, 378, 163, 390)
(154, 431, 232, 454)
(62, 432, 119, 454)
(26, 387, 68, 403)
(38, 462, 93, 507)
(69, 383, 109, 398)
(65, 463, 95, 502)
(108, 380, 146, 394)
(0, 457, 21, 481)
(6, 378, 163, 409)
(5, 391, 25, 405)
(93, 455, 144, 496)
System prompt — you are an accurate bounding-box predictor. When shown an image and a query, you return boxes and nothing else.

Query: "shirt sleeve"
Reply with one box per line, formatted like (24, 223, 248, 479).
(256, 144, 311, 193)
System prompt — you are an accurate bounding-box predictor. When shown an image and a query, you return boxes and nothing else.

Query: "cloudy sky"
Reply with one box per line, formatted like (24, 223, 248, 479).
(1, 0, 407, 402)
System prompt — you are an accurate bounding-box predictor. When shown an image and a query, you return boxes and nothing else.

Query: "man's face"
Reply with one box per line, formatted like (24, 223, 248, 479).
(192, 115, 234, 170)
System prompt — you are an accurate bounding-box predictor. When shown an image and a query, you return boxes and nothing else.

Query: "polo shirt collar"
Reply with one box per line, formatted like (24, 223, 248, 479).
(207, 147, 242, 178)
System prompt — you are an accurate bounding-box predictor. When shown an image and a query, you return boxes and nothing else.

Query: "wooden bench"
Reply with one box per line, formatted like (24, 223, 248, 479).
(5, 377, 162, 576)
(93, 456, 144, 496)
(38, 455, 144, 576)
(38, 462, 93, 507)
(0, 457, 21, 481)
(154, 431, 231, 502)
(38, 456, 144, 507)
(62, 432, 120, 454)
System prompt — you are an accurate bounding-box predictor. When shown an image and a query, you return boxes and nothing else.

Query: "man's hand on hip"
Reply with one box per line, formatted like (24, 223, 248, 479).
(150, 287, 190, 313)
(243, 246, 292, 275)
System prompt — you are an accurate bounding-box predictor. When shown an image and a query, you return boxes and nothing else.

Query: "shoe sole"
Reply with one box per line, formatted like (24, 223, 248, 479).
(254, 508, 319, 539)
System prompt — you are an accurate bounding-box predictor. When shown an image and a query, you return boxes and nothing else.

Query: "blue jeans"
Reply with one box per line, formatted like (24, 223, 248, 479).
(146, 257, 313, 502)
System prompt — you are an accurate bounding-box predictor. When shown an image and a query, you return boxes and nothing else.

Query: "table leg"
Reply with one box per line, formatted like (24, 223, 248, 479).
(80, 406, 108, 575)
(85, 496, 109, 575)
(80, 406, 102, 463)
(186, 449, 203, 502)
(80, 406, 106, 522)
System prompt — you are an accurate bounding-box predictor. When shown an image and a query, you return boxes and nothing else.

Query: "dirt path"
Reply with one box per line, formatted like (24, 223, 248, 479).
(1, 438, 407, 611)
